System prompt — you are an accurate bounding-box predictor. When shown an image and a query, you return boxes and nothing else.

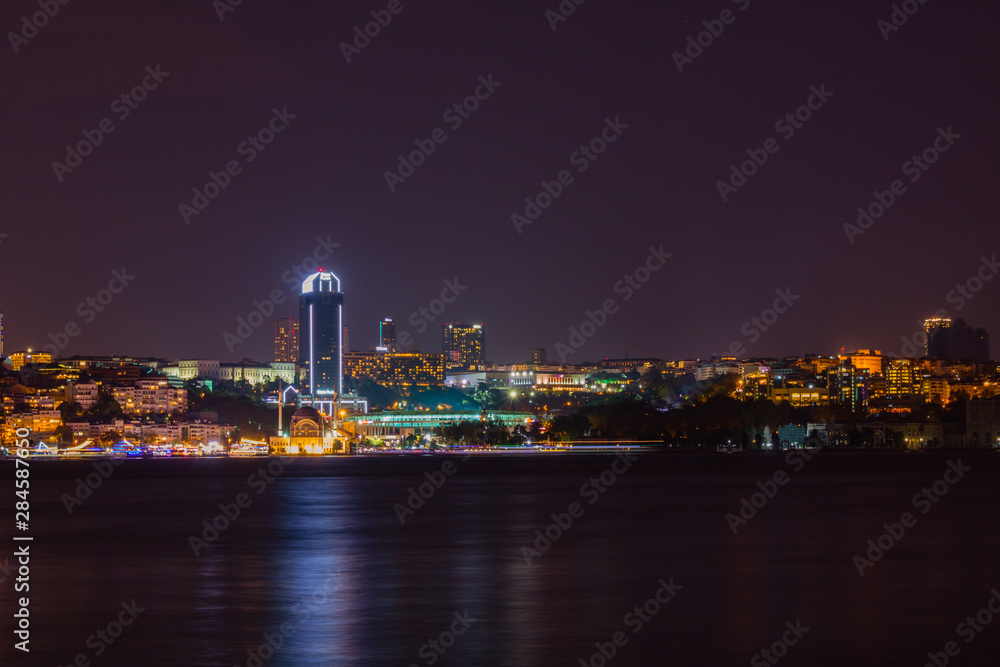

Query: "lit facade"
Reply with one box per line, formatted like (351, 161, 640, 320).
(171, 360, 221, 380)
(299, 271, 344, 395)
(274, 316, 299, 363)
(442, 323, 485, 369)
(219, 362, 296, 385)
(884, 359, 924, 398)
(380, 318, 397, 352)
(344, 351, 445, 392)
(270, 406, 347, 455)
(846, 350, 884, 376)
(768, 386, 831, 406)
(110, 379, 187, 415)
(7, 351, 53, 371)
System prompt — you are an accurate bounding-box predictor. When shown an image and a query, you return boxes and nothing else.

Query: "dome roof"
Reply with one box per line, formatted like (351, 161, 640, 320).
(290, 406, 325, 438)
(291, 406, 323, 421)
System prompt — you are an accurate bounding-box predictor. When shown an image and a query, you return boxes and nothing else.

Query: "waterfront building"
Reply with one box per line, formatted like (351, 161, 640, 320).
(344, 409, 531, 440)
(299, 270, 344, 395)
(270, 406, 348, 455)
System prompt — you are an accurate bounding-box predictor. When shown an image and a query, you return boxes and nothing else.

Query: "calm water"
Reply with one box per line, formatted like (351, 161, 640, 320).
(2, 452, 999, 666)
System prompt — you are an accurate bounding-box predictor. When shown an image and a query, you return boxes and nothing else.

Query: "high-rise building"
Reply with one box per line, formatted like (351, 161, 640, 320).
(343, 325, 350, 354)
(927, 318, 990, 362)
(924, 317, 952, 356)
(380, 318, 397, 352)
(884, 358, 924, 398)
(829, 363, 869, 415)
(0, 311, 4, 358)
(274, 317, 299, 363)
(442, 323, 485, 369)
(530, 348, 547, 364)
(299, 271, 344, 395)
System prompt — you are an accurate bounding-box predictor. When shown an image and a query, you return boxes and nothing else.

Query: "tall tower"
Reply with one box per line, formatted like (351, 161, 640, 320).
(442, 323, 485, 369)
(923, 317, 951, 357)
(380, 318, 397, 352)
(274, 316, 299, 363)
(299, 271, 344, 396)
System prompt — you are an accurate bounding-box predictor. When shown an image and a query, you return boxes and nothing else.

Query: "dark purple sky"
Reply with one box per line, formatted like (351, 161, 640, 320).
(2, 0, 998, 364)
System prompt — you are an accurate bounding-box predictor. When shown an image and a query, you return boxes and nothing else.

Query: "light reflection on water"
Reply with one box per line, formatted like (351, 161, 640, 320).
(3, 453, 999, 666)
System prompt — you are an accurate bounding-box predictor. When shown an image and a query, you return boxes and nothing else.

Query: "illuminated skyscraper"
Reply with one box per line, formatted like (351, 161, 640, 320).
(299, 271, 344, 395)
(0, 311, 4, 358)
(442, 323, 485, 369)
(924, 317, 952, 356)
(380, 318, 397, 352)
(927, 319, 990, 362)
(274, 316, 299, 363)
(343, 325, 350, 354)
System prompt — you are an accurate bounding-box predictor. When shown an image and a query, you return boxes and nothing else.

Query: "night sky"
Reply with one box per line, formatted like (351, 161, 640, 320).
(2, 0, 998, 364)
